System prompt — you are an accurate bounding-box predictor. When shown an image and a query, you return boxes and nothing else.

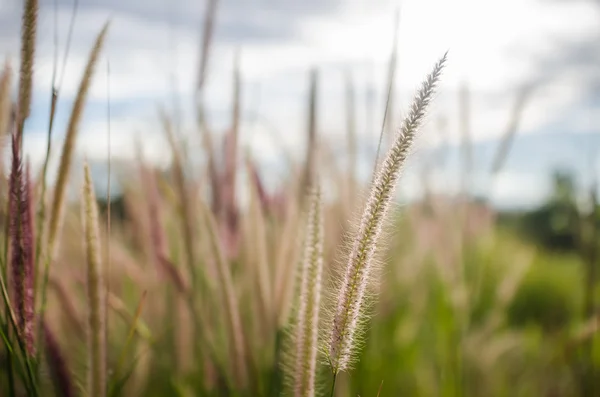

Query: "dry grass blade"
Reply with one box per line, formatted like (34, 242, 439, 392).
(42, 319, 76, 397)
(373, 10, 400, 176)
(0, 60, 11, 138)
(47, 22, 110, 259)
(197, 0, 219, 92)
(274, 195, 301, 327)
(114, 291, 149, 373)
(490, 85, 533, 176)
(300, 69, 318, 198)
(48, 276, 84, 338)
(201, 201, 248, 388)
(346, 72, 357, 205)
(459, 82, 472, 196)
(221, 52, 241, 259)
(160, 109, 197, 286)
(245, 155, 273, 332)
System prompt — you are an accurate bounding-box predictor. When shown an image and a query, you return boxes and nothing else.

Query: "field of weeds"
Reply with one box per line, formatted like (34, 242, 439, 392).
(0, 0, 598, 396)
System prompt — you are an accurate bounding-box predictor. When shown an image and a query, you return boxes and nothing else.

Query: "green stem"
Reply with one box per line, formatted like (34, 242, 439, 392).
(6, 325, 15, 397)
(330, 372, 337, 397)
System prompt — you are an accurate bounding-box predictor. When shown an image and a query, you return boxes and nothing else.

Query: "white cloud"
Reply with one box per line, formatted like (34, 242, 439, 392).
(1, 0, 597, 208)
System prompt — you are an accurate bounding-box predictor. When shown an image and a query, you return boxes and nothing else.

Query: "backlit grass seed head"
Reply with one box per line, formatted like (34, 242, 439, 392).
(292, 184, 323, 397)
(327, 53, 447, 374)
(82, 162, 107, 397)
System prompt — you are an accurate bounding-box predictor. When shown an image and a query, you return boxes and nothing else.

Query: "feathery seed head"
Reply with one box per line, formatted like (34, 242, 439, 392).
(292, 183, 324, 397)
(17, 0, 37, 124)
(8, 132, 36, 356)
(326, 53, 447, 374)
(82, 162, 107, 397)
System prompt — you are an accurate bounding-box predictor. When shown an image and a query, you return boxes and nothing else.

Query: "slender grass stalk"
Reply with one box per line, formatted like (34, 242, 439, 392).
(48, 276, 84, 337)
(42, 319, 75, 397)
(372, 10, 400, 178)
(196, 0, 219, 92)
(82, 162, 107, 397)
(345, 72, 357, 206)
(245, 155, 273, 331)
(301, 70, 318, 198)
(292, 184, 323, 397)
(274, 195, 301, 327)
(202, 201, 248, 388)
(490, 85, 532, 177)
(329, 373, 337, 397)
(17, 0, 37, 140)
(0, 61, 11, 138)
(42, 22, 109, 334)
(326, 53, 447, 377)
(47, 22, 109, 259)
(160, 110, 197, 288)
(34, 0, 79, 295)
(112, 291, 147, 382)
(104, 58, 112, 388)
(221, 52, 241, 259)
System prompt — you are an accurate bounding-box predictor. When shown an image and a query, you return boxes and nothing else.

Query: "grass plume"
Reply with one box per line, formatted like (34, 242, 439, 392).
(8, 131, 36, 356)
(326, 52, 447, 375)
(17, 0, 37, 130)
(292, 184, 323, 397)
(82, 162, 107, 397)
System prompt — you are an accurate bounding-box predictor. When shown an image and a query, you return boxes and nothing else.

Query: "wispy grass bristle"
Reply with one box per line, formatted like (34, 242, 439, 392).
(326, 52, 447, 375)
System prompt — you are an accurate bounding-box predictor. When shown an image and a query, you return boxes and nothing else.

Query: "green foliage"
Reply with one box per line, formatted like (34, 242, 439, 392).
(508, 256, 583, 332)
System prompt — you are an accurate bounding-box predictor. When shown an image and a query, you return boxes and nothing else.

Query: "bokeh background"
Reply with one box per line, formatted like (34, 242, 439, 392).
(0, 0, 599, 396)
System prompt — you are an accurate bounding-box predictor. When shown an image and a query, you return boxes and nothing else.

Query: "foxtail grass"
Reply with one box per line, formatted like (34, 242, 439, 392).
(17, 0, 37, 134)
(8, 132, 35, 357)
(292, 184, 324, 397)
(82, 162, 107, 397)
(325, 52, 447, 379)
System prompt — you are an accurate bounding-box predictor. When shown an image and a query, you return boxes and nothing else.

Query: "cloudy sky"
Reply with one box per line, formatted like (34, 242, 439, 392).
(0, 0, 598, 208)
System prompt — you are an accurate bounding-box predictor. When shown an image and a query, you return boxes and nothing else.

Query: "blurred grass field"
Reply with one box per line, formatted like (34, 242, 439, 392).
(0, 0, 599, 396)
